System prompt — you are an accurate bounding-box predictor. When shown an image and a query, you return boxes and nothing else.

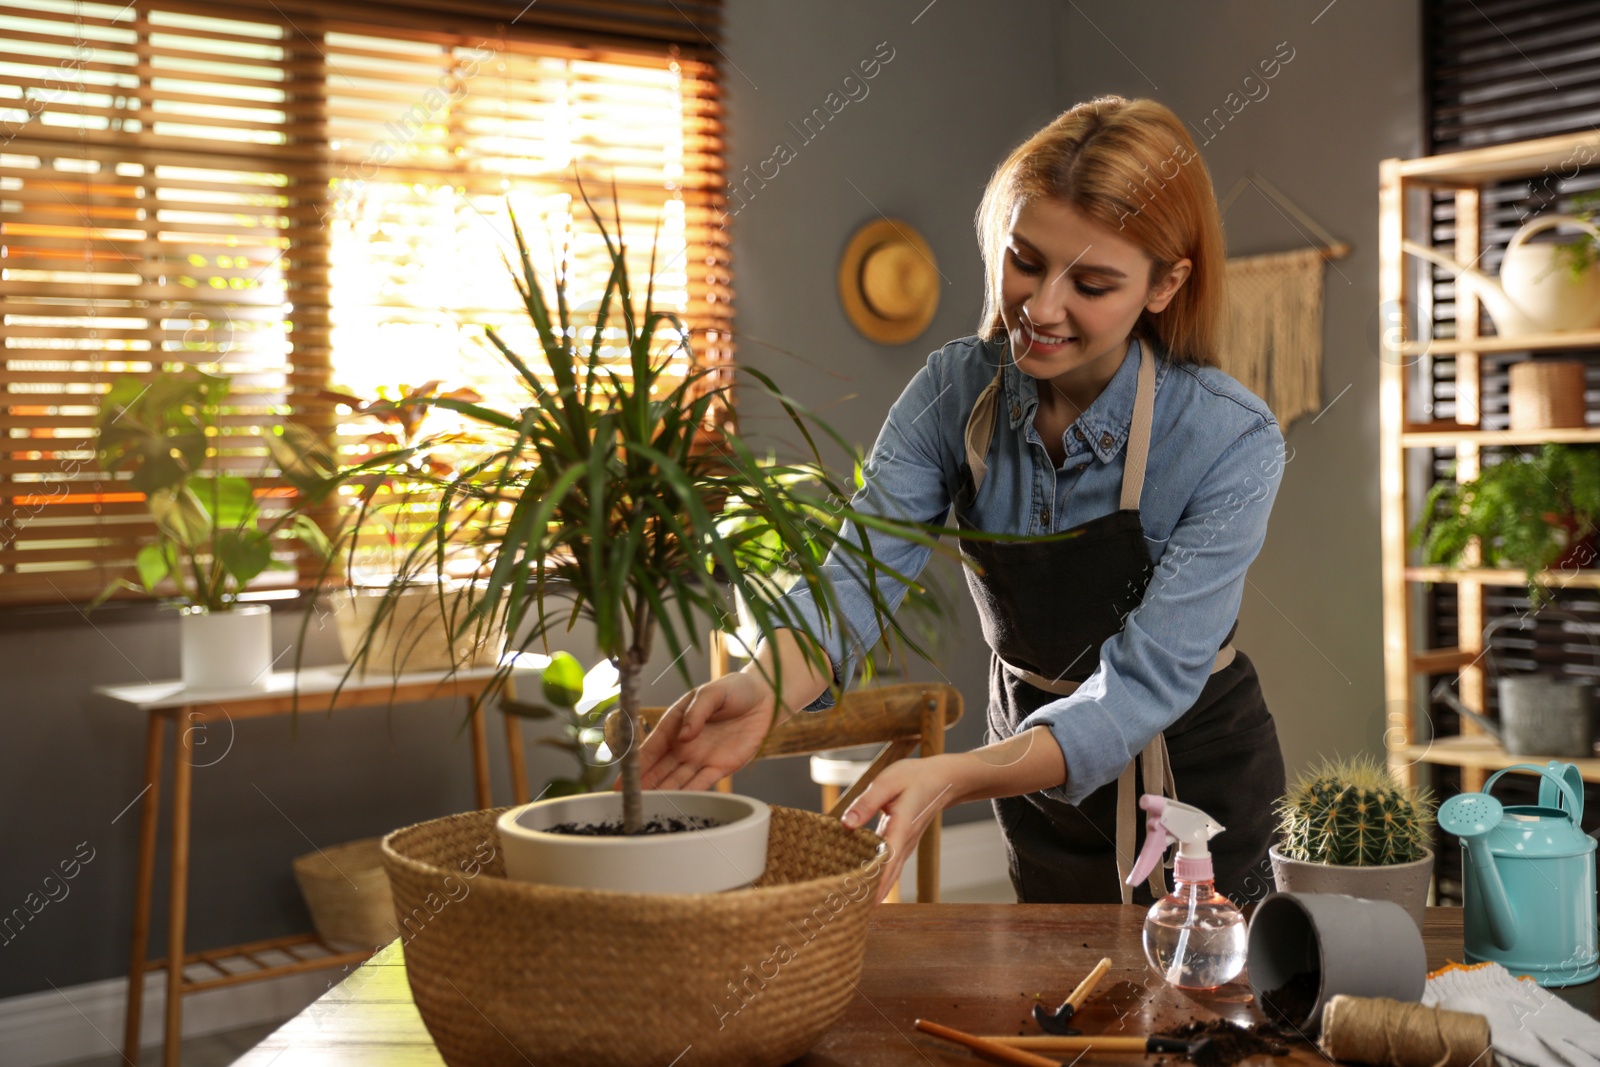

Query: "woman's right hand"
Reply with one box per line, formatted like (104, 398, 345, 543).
(636, 672, 778, 791)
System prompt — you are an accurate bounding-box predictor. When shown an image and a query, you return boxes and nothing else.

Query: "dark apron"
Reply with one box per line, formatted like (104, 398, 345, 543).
(955, 343, 1285, 906)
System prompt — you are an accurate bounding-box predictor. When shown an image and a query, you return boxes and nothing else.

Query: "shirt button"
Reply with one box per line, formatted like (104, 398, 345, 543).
(1040, 508, 1050, 525)
(1011, 404, 1021, 419)
(1075, 463, 1088, 472)
(1072, 427, 1086, 442)
(1100, 432, 1114, 450)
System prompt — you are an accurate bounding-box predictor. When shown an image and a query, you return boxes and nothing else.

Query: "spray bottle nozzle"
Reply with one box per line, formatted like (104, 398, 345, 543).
(1126, 794, 1226, 887)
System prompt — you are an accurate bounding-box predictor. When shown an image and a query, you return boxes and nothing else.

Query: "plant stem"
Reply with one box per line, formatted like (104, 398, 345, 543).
(617, 653, 643, 834)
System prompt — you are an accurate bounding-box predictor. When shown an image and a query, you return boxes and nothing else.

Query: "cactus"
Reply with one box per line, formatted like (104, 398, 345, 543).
(1275, 756, 1434, 866)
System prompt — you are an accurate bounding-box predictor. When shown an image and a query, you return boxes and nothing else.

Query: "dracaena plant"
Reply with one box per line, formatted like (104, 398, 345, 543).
(93, 369, 333, 611)
(337, 193, 994, 833)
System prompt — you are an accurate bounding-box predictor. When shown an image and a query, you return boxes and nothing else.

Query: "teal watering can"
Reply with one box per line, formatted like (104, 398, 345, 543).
(1439, 761, 1598, 987)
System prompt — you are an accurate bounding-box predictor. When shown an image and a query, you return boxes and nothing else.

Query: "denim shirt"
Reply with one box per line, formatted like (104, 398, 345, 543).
(774, 333, 1286, 807)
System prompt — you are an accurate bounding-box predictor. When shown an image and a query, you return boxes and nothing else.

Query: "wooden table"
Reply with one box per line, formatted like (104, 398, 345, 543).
(97, 663, 526, 1067)
(235, 903, 1600, 1065)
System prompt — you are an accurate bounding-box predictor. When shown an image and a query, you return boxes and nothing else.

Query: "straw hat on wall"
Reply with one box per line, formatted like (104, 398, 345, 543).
(837, 219, 940, 345)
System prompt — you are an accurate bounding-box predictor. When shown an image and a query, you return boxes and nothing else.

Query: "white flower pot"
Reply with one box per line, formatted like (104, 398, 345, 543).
(497, 791, 771, 894)
(179, 604, 273, 691)
(1269, 843, 1433, 931)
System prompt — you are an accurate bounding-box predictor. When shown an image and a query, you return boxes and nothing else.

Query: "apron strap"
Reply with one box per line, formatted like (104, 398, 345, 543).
(1120, 343, 1157, 512)
(963, 366, 1005, 500)
(1116, 733, 1177, 905)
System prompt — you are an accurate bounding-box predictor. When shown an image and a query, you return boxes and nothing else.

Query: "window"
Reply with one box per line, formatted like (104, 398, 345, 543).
(0, 0, 728, 606)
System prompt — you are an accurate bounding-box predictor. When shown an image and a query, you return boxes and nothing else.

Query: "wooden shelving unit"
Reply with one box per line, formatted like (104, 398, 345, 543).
(1379, 130, 1600, 793)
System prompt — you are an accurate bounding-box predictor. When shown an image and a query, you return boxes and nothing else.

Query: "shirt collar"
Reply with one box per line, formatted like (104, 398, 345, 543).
(1001, 335, 1162, 464)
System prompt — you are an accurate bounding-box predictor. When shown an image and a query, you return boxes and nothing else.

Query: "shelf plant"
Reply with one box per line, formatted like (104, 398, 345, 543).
(331, 191, 995, 837)
(1411, 443, 1600, 603)
(1269, 756, 1436, 926)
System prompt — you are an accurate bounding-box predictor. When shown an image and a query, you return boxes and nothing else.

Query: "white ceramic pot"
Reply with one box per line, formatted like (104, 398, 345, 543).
(179, 604, 273, 691)
(1269, 843, 1433, 931)
(497, 791, 771, 894)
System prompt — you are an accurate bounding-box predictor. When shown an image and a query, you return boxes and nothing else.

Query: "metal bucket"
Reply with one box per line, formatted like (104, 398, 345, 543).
(1432, 609, 1597, 759)
(1488, 610, 1596, 758)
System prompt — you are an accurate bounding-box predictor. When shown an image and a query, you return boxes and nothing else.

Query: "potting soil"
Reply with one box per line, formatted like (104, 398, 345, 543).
(545, 814, 723, 836)
(1160, 1019, 1293, 1067)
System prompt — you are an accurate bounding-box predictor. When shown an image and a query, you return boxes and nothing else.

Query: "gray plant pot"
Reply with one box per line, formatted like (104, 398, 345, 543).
(1247, 891, 1427, 1035)
(1269, 844, 1433, 930)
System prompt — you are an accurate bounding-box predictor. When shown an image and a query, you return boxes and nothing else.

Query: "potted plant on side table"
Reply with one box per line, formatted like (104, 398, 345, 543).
(94, 369, 332, 690)
(363, 197, 974, 1067)
(1269, 755, 1436, 929)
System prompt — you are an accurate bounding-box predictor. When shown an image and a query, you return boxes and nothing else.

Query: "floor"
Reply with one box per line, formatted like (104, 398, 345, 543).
(55, 1021, 281, 1067)
(52, 881, 1015, 1067)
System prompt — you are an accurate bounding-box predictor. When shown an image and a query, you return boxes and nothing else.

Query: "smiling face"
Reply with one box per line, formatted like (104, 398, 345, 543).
(1001, 197, 1191, 392)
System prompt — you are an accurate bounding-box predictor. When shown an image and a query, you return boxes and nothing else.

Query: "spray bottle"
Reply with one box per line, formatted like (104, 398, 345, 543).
(1126, 794, 1247, 990)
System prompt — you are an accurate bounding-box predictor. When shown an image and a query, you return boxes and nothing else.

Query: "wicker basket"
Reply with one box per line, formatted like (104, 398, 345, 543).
(1509, 360, 1588, 430)
(382, 805, 886, 1067)
(333, 586, 501, 674)
(292, 838, 399, 950)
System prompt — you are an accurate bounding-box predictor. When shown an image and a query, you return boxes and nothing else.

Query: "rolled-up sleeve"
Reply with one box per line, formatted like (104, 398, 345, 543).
(1018, 420, 1286, 805)
(773, 348, 956, 710)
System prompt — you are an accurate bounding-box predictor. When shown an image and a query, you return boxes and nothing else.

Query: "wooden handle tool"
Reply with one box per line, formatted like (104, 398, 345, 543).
(1033, 956, 1113, 1034)
(990, 1034, 1212, 1056)
(914, 1018, 1060, 1067)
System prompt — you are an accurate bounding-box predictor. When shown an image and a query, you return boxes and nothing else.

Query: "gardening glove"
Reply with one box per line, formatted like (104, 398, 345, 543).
(1422, 962, 1600, 1067)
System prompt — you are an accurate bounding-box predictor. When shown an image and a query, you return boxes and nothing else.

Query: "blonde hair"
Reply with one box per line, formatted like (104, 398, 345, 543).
(975, 96, 1226, 366)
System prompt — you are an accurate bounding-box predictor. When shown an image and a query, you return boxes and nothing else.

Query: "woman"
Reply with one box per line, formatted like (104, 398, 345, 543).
(637, 96, 1288, 907)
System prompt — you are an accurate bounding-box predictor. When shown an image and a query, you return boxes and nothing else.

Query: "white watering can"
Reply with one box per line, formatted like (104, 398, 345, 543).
(1403, 214, 1600, 337)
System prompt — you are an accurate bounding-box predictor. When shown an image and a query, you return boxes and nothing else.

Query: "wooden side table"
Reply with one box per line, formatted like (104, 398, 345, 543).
(96, 663, 512, 1067)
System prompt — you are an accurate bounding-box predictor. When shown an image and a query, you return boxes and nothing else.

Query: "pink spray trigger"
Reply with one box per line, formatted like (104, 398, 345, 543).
(1126, 793, 1170, 886)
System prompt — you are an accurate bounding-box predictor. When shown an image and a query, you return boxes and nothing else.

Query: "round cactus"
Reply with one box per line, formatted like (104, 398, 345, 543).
(1275, 756, 1434, 866)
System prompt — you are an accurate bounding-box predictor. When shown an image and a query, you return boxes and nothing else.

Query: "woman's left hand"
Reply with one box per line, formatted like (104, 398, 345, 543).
(840, 754, 965, 904)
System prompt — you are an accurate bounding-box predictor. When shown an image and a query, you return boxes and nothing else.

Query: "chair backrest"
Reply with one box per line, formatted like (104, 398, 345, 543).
(603, 681, 963, 760)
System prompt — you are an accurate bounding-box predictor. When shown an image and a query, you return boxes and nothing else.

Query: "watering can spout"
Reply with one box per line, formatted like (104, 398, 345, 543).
(1401, 239, 1528, 337)
(1472, 845, 1519, 951)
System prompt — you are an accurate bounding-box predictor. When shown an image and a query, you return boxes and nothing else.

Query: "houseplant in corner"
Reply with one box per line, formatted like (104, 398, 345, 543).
(94, 369, 332, 690)
(369, 195, 991, 1066)
(1269, 755, 1436, 929)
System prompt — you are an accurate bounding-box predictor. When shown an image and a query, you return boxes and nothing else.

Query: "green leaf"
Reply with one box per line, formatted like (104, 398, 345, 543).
(541, 651, 585, 709)
(500, 699, 558, 720)
(217, 530, 274, 584)
(135, 543, 169, 591)
(193, 475, 256, 529)
(147, 488, 211, 548)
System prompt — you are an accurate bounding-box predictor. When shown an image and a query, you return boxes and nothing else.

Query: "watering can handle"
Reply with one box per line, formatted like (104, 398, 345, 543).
(1484, 763, 1584, 823)
(1505, 214, 1600, 258)
(1536, 761, 1586, 822)
(1478, 607, 1600, 680)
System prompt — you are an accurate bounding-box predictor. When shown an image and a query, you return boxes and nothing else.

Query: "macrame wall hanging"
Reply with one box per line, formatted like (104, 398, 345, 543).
(1216, 171, 1350, 431)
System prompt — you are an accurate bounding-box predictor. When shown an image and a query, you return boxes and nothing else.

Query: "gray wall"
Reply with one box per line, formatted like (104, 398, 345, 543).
(0, 0, 1421, 1002)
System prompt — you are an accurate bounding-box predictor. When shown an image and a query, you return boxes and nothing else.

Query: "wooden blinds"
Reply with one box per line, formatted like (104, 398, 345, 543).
(0, 0, 729, 607)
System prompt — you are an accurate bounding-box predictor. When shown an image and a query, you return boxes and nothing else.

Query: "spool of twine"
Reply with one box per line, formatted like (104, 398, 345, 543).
(1319, 995, 1491, 1067)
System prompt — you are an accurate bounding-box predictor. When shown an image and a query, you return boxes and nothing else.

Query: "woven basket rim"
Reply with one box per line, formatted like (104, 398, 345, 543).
(382, 804, 886, 904)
